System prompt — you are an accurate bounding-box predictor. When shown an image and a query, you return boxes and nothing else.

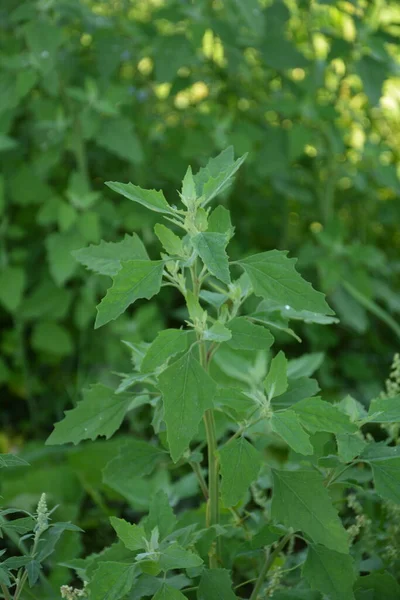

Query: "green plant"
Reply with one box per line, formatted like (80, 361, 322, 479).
(47, 149, 400, 599)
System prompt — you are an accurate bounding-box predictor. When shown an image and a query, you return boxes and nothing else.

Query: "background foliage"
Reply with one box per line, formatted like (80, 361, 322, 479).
(1, 0, 400, 597)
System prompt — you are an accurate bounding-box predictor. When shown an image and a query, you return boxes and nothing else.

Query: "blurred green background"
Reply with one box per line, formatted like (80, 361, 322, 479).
(1, 0, 400, 589)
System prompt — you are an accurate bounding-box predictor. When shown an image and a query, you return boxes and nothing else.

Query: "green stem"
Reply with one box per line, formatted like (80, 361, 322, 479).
(189, 460, 209, 500)
(1, 584, 11, 600)
(203, 408, 219, 568)
(249, 533, 292, 600)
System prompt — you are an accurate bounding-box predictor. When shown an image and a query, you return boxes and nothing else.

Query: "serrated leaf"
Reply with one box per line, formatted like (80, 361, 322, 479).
(208, 206, 234, 238)
(73, 234, 148, 276)
(87, 562, 137, 600)
(143, 490, 177, 541)
(194, 147, 247, 206)
(292, 398, 357, 434)
(272, 377, 320, 409)
(302, 544, 356, 600)
(336, 433, 366, 463)
(227, 317, 274, 350)
(238, 251, 334, 316)
(367, 395, 400, 423)
(47, 384, 131, 445)
(158, 543, 203, 571)
(219, 437, 262, 506)
(152, 584, 187, 600)
(271, 469, 349, 553)
(0, 454, 29, 468)
(0, 266, 25, 312)
(95, 260, 164, 328)
(106, 181, 175, 214)
(154, 224, 184, 256)
(110, 517, 146, 551)
(192, 232, 231, 285)
(361, 444, 400, 503)
(158, 350, 216, 462)
(271, 410, 313, 455)
(141, 329, 194, 373)
(198, 568, 238, 600)
(264, 351, 288, 401)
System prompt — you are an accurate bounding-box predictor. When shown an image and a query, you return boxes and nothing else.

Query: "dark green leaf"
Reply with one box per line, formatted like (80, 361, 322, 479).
(219, 437, 262, 506)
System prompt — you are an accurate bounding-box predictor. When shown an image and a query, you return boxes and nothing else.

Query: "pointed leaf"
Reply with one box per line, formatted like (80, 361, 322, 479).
(87, 562, 137, 600)
(95, 260, 164, 328)
(336, 433, 366, 463)
(110, 517, 147, 551)
(271, 469, 349, 553)
(0, 454, 29, 468)
(106, 181, 175, 214)
(153, 585, 187, 600)
(158, 543, 203, 571)
(143, 490, 177, 540)
(271, 410, 313, 455)
(292, 398, 357, 434)
(154, 224, 184, 256)
(47, 384, 131, 445)
(227, 317, 274, 351)
(158, 350, 216, 461)
(219, 437, 262, 506)
(361, 444, 400, 503)
(194, 147, 247, 206)
(73, 234, 148, 276)
(141, 329, 194, 373)
(208, 206, 234, 238)
(198, 569, 238, 600)
(303, 544, 356, 600)
(264, 351, 288, 401)
(238, 251, 334, 316)
(368, 395, 400, 423)
(192, 232, 231, 285)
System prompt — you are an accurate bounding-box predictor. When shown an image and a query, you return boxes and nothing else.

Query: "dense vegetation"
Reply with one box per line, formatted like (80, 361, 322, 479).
(1, 0, 400, 598)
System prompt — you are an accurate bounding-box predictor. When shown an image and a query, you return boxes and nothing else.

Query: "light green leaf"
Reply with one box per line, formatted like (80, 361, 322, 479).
(46, 384, 131, 445)
(272, 377, 320, 409)
(181, 165, 196, 208)
(106, 181, 175, 215)
(158, 543, 203, 572)
(0, 266, 25, 312)
(264, 351, 288, 401)
(219, 437, 262, 506)
(204, 321, 232, 342)
(271, 410, 313, 455)
(143, 490, 177, 540)
(336, 433, 366, 463)
(158, 351, 216, 462)
(0, 454, 29, 468)
(87, 562, 137, 600)
(198, 569, 238, 600)
(271, 469, 349, 553)
(154, 224, 184, 256)
(361, 444, 400, 503)
(238, 251, 334, 316)
(208, 206, 234, 238)
(287, 353, 324, 379)
(368, 395, 400, 423)
(46, 229, 84, 285)
(192, 232, 231, 285)
(227, 317, 274, 350)
(194, 147, 247, 206)
(110, 517, 146, 551)
(152, 584, 187, 600)
(354, 571, 400, 600)
(95, 260, 164, 328)
(141, 329, 194, 373)
(303, 544, 356, 600)
(31, 322, 73, 356)
(73, 234, 148, 277)
(292, 398, 358, 434)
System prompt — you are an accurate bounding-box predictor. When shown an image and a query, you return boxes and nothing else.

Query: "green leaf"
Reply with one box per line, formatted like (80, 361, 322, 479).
(0, 454, 29, 468)
(302, 544, 356, 600)
(227, 317, 274, 350)
(336, 433, 366, 463)
(158, 350, 216, 462)
(155, 224, 184, 256)
(219, 437, 262, 506)
(152, 585, 187, 600)
(46, 229, 84, 285)
(96, 117, 143, 164)
(158, 543, 203, 572)
(272, 377, 320, 409)
(110, 517, 146, 551)
(287, 353, 324, 379)
(208, 206, 234, 238)
(354, 572, 400, 600)
(264, 351, 288, 401)
(47, 384, 131, 445)
(106, 181, 175, 215)
(95, 260, 164, 328)
(237, 251, 334, 316)
(73, 234, 148, 277)
(0, 266, 25, 312)
(271, 410, 313, 455)
(193, 147, 247, 206)
(368, 395, 400, 423)
(87, 562, 137, 600)
(271, 469, 349, 553)
(361, 444, 400, 503)
(141, 329, 194, 373)
(198, 569, 238, 600)
(31, 322, 73, 356)
(292, 398, 358, 434)
(204, 321, 232, 342)
(357, 55, 386, 106)
(181, 165, 196, 208)
(192, 232, 231, 285)
(143, 490, 177, 541)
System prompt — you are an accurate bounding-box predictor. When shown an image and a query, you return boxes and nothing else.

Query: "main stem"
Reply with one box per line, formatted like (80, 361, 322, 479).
(249, 533, 292, 600)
